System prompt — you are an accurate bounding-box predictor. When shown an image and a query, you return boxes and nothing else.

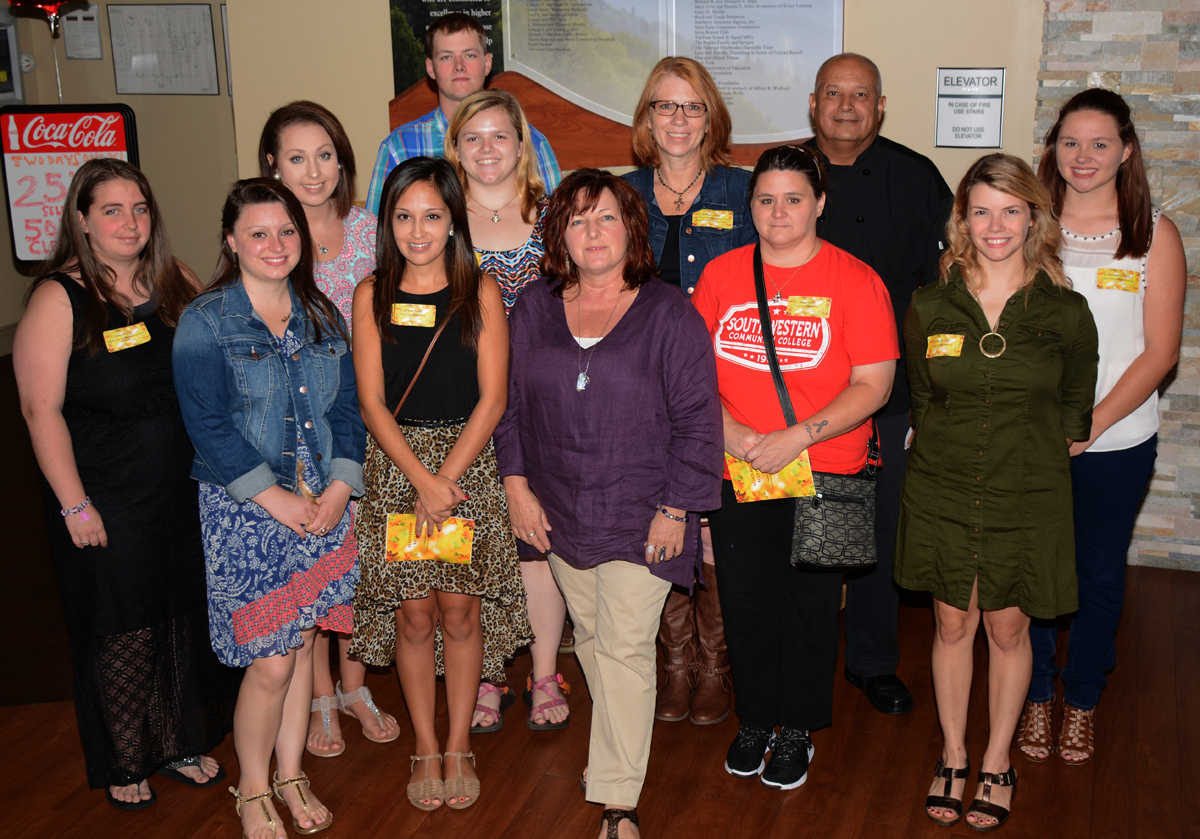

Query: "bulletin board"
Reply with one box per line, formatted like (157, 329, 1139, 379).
(0, 104, 138, 264)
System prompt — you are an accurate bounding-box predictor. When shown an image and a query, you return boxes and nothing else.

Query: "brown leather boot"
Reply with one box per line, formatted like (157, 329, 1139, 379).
(690, 564, 731, 725)
(655, 588, 697, 722)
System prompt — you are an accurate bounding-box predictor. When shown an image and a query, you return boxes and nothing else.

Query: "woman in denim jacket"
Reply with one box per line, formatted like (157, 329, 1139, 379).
(623, 56, 756, 728)
(173, 179, 365, 839)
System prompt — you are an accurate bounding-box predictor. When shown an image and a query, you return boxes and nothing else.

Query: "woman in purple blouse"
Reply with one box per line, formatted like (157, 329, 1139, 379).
(493, 169, 723, 839)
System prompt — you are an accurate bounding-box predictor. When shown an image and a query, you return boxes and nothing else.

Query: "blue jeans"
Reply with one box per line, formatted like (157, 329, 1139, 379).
(1027, 435, 1156, 710)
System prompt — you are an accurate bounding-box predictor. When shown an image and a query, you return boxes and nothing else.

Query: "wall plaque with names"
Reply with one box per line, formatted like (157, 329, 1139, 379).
(935, 68, 1004, 149)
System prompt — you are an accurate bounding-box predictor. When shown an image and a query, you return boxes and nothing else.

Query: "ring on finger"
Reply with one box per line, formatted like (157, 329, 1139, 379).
(646, 544, 656, 553)
(527, 531, 536, 538)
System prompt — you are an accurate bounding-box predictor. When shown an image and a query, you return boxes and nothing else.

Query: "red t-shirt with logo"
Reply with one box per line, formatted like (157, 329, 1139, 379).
(693, 242, 899, 475)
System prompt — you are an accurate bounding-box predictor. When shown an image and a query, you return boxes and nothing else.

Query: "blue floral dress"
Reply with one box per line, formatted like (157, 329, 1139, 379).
(200, 327, 359, 667)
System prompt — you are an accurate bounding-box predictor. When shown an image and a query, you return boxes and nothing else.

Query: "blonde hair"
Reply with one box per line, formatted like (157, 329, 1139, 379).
(940, 153, 1069, 296)
(631, 57, 734, 172)
(445, 89, 544, 225)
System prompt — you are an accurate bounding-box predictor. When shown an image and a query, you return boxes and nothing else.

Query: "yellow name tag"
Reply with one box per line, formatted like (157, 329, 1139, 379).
(927, 334, 965, 358)
(1096, 268, 1140, 293)
(385, 514, 474, 563)
(391, 303, 436, 327)
(691, 209, 733, 230)
(786, 296, 832, 318)
(103, 322, 150, 353)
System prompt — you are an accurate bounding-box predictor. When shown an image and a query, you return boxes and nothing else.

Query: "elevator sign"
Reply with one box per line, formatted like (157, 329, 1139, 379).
(935, 68, 1005, 148)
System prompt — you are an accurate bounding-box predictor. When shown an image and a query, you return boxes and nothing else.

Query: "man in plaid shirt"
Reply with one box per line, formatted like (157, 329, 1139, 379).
(366, 12, 561, 216)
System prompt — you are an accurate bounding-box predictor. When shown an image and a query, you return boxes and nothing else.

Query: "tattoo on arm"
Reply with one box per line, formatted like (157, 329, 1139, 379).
(804, 420, 830, 442)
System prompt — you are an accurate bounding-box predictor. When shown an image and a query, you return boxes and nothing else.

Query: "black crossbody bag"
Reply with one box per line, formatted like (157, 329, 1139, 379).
(752, 244, 879, 570)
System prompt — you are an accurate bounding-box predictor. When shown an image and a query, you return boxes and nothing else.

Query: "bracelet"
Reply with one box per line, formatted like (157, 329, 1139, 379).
(61, 496, 91, 517)
(655, 504, 686, 523)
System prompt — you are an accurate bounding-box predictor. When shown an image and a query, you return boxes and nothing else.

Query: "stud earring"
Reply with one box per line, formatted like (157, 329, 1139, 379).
(338, 163, 342, 170)
(449, 229, 455, 237)
(273, 172, 281, 180)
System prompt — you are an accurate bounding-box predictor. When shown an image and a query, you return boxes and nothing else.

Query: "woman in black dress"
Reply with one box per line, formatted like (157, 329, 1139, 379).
(13, 158, 239, 809)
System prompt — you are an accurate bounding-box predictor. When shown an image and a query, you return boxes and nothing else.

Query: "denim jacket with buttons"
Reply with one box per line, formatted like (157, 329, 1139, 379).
(624, 164, 757, 297)
(172, 278, 366, 504)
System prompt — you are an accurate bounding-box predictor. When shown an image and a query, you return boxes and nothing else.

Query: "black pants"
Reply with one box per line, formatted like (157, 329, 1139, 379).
(843, 410, 906, 677)
(708, 480, 843, 731)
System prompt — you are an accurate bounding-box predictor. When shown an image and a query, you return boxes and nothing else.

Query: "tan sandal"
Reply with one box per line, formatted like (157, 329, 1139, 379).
(272, 772, 332, 835)
(1059, 704, 1095, 766)
(336, 680, 400, 743)
(407, 753, 444, 811)
(1016, 698, 1054, 762)
(443, 750, 480, 810)
(230, 786, 278, 839)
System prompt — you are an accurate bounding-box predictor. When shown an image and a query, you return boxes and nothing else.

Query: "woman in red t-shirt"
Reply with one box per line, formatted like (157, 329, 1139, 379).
(694, 145, 898, 791)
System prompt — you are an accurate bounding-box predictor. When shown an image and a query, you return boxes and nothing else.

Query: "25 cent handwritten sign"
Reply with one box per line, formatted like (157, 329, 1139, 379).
(0, 104, 139, 263)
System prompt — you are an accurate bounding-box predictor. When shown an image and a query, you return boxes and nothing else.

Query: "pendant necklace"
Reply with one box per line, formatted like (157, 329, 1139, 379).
(316, 242, 329, 255)
(656, 167, 703, 212)
(575, 288, 624, 392)
(472, 193, 518, 223)
(766, 240, 821, 303)
(979, 312, 1006, 358)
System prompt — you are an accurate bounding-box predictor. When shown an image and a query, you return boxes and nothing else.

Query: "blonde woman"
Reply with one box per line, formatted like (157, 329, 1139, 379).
(896, 154, 1099, 831)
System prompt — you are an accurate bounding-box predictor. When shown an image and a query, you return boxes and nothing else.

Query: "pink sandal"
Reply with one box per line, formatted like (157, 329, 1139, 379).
(472, 681, 508, 734)
(523, 672, 571, 731)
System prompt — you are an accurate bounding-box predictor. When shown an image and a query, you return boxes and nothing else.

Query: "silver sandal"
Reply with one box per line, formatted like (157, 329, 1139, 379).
(306, 694, 344, 758)
(336, 680, 399, 743)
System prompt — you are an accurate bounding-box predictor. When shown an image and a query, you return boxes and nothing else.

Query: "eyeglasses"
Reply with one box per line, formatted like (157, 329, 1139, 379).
(650, 101, 708, 118)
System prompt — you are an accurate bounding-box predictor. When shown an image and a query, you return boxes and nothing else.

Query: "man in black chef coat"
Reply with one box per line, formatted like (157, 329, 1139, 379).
(805, 52, 953, 715)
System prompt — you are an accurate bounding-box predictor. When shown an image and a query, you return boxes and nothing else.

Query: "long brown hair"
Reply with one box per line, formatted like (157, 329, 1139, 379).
(445, 89, 544, 224)
(1038, 88, 1151, 260)
(257, 100, 357, 219)
(31, 158, 194, 354)
(940, 153, 1069, 295)
(371, 157, 482, 349)
(632, 57, 734, 172)
(210, 178, 347, 344)
(540, 169, 655, 298)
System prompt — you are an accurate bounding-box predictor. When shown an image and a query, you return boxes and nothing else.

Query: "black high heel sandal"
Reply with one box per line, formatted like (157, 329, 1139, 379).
(601, 807, 638, 838)
(925, 758, 970, 826)
(965, 766, 1017, 832)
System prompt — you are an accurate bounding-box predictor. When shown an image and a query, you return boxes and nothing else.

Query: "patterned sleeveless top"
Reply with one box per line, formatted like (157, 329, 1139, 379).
(476, 195, 548, 314)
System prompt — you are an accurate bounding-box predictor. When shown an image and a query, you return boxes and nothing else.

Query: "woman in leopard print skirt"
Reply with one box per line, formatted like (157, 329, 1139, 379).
(349, 157, 531, 812)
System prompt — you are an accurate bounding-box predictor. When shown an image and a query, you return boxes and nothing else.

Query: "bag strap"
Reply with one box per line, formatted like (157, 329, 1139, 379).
(753, 244, 797, 427)
(392, 319, 449, 419)
(752, 244, 881, 471)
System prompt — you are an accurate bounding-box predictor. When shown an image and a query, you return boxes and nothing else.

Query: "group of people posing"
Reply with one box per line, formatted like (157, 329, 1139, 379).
(14, 11, 1185, 839)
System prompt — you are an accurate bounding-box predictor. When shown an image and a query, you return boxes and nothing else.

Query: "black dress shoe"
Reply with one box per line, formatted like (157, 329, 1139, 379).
(844, 668, 913, 714)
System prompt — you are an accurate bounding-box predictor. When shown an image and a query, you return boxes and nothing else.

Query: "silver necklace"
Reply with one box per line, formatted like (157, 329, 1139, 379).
(656, 168, 703, 212)
(575, 289, 623, 392)
(765, 241, 821, 303)
(472, 193, 518, 223)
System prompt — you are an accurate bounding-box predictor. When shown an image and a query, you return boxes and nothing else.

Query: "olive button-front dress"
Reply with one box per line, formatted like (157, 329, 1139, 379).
(895, 269, 1099, 619)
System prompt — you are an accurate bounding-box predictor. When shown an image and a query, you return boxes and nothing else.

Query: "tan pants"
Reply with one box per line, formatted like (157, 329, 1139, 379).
(548, 553, 672, 808)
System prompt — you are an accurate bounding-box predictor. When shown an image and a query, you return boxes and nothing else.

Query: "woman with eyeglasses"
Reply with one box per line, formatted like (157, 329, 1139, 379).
(622, 56, 756, 729)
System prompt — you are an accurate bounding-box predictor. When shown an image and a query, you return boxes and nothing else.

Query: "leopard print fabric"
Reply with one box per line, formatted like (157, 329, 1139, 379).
(350, 423, 532, 681)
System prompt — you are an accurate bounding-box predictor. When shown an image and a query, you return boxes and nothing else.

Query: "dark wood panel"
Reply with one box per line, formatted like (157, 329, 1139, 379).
(1172, 572, 1200, 839)
(386, 73, 810, 171)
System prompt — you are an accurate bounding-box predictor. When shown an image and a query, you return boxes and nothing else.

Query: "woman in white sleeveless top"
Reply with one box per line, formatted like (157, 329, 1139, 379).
(1017, 88, 1185, 767)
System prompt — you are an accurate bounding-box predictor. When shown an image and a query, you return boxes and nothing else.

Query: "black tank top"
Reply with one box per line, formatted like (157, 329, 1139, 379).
(380, 285, 479, 421)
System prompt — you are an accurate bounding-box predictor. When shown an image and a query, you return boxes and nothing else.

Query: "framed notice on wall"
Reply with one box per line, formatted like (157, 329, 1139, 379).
(935, 68, 1005, 148)
(0, 104, 139, 264)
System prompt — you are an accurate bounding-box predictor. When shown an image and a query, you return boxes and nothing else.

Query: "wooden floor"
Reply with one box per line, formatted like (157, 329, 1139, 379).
(4, 354, 1199, 838)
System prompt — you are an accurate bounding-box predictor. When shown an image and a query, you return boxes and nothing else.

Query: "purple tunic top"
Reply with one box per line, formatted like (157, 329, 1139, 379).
(493, 278, 723, 590)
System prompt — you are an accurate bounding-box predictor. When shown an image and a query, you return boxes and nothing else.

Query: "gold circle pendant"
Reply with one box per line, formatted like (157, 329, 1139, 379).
(979, 332, 1006, 358)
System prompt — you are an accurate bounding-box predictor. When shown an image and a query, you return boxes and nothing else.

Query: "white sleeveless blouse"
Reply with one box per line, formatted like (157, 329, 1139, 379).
(1059, 209, 1161, 452)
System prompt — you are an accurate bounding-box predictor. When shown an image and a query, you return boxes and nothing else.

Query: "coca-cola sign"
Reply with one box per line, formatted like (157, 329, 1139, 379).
(5, 113, 127, 154)
(1, 104, 138, 262)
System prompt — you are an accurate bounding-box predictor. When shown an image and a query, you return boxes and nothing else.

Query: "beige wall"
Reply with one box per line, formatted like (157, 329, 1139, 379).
(1, 0, 1040, 341)
(225, 0, 392, 188)
(0, 0, 238, 343)
(843, 0, 1045, 190)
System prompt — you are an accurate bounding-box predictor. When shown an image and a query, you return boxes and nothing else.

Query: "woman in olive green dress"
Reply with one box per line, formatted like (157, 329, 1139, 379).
(895, 154, 1098, 832)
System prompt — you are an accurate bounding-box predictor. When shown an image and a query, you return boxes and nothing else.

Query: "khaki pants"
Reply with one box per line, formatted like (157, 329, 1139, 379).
(548, 553, 671, 807)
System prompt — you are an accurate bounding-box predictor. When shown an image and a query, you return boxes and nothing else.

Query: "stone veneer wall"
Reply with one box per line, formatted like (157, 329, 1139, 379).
(1038, 1, 1200, 570)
